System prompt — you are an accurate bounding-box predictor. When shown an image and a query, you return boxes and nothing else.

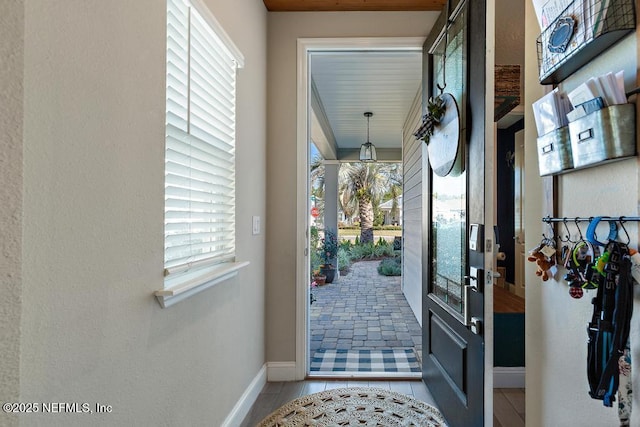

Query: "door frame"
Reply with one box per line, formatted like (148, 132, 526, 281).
(485, 5, 496, 426)
(295, 37, 425, 380)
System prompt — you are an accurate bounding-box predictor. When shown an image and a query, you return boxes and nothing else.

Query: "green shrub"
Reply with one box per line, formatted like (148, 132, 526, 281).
(310, 225, 321, 274)
(346, 240, 396, 261)
(339, 225, 402, 231)
(337, 248, 351, 273)
(310, 225, 319, 243)
(373, 211, 385, 226)
(349, 242, 375, 260)
(310, 248, 322, 276)
(339, 239, 353, 251)
(378, 257, 402, 276)
(377, 225, 401, 231)
(374, 244, 394, 258)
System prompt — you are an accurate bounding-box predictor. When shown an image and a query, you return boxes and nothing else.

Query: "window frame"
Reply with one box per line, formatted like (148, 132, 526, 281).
(156, 0, 247, 308)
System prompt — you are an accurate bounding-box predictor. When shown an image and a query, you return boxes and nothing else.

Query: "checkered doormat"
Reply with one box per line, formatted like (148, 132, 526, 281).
(310, 348, 420, 372)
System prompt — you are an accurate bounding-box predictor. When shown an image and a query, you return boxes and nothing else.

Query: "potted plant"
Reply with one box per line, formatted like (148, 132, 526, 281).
(312, 270, 326, 286)
(319, 228, 338, 283)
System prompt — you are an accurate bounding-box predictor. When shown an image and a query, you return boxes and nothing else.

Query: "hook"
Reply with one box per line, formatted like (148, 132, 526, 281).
(619, 217, 631, 245)
(574, 218, 584, 241)
(561, 217, 574, 243)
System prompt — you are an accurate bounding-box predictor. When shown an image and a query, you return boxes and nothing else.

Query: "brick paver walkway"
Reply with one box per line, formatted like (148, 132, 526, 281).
(310, 260, 423, 364)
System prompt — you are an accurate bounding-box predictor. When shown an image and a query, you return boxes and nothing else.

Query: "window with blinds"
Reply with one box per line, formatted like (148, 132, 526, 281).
(164, 0, 243, 279)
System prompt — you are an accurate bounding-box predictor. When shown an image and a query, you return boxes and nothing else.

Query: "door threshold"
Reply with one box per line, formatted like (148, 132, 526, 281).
(307, 372, 422, 380)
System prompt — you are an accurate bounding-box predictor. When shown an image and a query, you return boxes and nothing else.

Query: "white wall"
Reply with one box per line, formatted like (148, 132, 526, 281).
(524, 2, 639, 425)
(266, 10, 439, 365)
(495, 0, 525, 65)
(2, 0, 267, 426)
(0, 2, 24, 426)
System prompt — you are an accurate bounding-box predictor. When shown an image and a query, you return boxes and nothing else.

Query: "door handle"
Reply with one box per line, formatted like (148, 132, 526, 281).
(463, 283, 471, 327)
(463, 267, 483, 332)
(464, 267, 481, 291)
(462, 285, 482, 335)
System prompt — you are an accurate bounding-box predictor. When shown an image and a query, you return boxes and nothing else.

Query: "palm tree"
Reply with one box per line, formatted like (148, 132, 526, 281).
(338, 184, 357, 225)
(309, 155, 326, 224)
(339, 162, 394, 243)
(311, 156, 400, 242)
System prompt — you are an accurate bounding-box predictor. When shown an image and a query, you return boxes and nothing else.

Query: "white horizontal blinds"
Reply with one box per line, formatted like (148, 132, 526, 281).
(165, 0, 237, 275)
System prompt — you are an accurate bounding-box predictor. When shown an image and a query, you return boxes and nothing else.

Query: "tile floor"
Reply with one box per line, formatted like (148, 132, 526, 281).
(240, 380, 525, 426)
(242, 260, 526, 425)
(240, 380, 437, 427)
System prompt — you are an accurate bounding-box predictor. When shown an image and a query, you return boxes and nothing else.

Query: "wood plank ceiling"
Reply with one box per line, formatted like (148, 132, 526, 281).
(263, 0, 445, 11)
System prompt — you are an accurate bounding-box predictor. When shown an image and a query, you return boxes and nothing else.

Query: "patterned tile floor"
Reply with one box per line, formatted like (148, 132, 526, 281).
(310, 260, 423, 371)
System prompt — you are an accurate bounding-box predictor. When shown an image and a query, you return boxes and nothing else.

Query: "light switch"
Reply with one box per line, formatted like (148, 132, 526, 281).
(252, 216, 260, 235)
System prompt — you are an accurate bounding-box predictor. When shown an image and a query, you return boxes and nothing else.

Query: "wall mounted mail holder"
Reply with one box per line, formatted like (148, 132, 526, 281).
(537, 103, 636, 176)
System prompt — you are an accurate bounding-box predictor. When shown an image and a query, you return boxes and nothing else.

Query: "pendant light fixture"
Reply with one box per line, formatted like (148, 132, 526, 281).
(359, 112, 377, 162)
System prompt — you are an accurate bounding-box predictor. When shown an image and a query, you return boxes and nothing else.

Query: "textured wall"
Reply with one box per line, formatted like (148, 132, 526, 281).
(18, 0, 266, 425)
(524, 1, 638, 424)
(0, 1, 23, 426)
(266, 11, 438, 364)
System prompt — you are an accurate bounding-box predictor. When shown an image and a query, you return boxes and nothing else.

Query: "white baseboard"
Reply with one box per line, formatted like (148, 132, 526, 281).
(267, 361, 298, 381)
(494, 367, 525, 388)
(222, 364, 267, 427)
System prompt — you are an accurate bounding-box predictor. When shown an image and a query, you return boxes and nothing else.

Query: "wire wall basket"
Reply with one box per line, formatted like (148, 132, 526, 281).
(536, 0, 636, 85)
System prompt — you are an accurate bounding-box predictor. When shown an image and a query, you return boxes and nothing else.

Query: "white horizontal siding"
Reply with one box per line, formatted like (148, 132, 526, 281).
(402, 88, 423, 326)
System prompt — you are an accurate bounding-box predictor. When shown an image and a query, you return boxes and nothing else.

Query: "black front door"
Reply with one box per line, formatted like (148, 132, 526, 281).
(421, 1, 489, 426)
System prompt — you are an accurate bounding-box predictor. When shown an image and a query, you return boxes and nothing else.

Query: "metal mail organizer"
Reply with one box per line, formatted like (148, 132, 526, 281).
(537, 126, 573, 176)
(568, 103, 636, 168)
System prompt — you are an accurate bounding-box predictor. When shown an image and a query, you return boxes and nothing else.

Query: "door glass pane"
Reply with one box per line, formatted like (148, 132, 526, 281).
(432, 174, 466, 313)
(430, 4, 467, 315)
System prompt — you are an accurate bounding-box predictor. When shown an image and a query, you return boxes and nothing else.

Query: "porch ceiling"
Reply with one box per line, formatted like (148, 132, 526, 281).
(280, 1, 523, 162)
(310, 51, 423, 162)
(263, 0, 446, 12)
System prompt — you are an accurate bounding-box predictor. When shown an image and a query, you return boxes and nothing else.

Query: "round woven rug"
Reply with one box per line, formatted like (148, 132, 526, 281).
(257, 387, 447, 426)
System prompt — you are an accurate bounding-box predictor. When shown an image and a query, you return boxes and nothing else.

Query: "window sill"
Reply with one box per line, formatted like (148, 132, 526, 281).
(154, 261, 250, 308)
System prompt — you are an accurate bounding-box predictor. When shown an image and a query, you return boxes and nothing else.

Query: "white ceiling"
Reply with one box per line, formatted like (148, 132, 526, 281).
(308, 48, 524, 161)
(310, 51, 423, 157)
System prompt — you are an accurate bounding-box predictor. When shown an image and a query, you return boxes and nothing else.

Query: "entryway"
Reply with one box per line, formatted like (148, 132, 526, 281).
(297, 37, 426, 379)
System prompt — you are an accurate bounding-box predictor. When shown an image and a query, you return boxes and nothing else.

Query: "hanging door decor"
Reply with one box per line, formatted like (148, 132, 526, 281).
(414, 0, 465, 178)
